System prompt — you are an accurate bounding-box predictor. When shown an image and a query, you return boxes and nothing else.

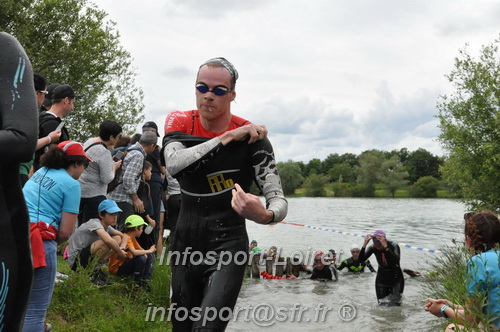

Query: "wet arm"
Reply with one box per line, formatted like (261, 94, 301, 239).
(358, 246, 374, 262)
(337, 260, 348, 271)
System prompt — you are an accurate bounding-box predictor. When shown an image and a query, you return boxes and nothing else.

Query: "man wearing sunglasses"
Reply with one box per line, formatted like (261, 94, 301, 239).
(163, 57, 287, 331)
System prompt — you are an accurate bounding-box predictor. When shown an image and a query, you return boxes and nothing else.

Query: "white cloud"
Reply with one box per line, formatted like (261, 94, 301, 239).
(96, 0, 498, 162)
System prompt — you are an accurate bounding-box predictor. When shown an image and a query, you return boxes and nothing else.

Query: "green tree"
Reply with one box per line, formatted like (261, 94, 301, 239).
(302, 173, 329, 197)
(406, 148, 442, 184)
(437, 36, 500, 213)
(328, 163, 357, 183)
(356, 150, 385, 196)
(1, 0, 144, 141)
(277, 160, 304, 195)
(303, 158, 322, 177)
(322, 153, 342, 174)
(378, 156, 409, 197)
(338, 153, 359, 167)
(390, 147, 410, 165)
(410, 176, 440, 198)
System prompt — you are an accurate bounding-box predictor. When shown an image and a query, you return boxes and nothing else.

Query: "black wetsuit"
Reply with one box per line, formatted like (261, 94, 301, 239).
(310, 265, 338, 281)
(0, 32, 38, 331)
(359, 241, 404, 306)
(163, 131, 286, 331)
(337, 257, 375, 273)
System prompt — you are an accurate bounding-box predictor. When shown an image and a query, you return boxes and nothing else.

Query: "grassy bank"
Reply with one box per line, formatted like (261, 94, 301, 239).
(423, 241, 497, 331)
(47, 249, 172, 331)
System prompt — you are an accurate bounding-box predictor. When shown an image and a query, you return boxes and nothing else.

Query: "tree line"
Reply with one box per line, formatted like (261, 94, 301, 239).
(277, 148, 444, 198)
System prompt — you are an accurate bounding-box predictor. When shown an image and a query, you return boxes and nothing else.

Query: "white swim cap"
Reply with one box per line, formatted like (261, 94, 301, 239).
(351, 243, 360, 250)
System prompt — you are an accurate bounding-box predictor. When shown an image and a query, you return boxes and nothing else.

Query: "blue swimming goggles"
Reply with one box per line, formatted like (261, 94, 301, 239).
(195, 83, 231, 96)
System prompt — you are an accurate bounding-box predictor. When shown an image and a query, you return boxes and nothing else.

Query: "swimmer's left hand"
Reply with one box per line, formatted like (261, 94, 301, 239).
(219, 124, 268, 145)
(231, 183, 273, 224)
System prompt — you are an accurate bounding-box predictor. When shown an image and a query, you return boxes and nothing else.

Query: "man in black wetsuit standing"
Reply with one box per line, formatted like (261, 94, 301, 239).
(359, 230, 404, 306)
(163, 57, 288, 331)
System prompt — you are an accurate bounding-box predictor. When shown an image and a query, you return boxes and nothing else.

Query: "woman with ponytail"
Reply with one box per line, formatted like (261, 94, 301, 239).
(425, 211, 500, 331)
(22, 141, 90, 331)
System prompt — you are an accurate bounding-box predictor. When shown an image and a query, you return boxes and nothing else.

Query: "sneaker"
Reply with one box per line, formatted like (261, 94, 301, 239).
(44, 322, 52, 332)
(134, 280, 151, 292)
(91, 270, 113, 286)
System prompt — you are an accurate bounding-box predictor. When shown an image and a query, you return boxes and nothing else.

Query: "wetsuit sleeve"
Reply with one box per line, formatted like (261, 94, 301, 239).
(0, 32, 37, 161)
(358, 245, 374, 263)
(250, 137, 287, 223)
(384, 242, 401, 267)
(337, 260, 348, 271)
(163, 138, 223, 177)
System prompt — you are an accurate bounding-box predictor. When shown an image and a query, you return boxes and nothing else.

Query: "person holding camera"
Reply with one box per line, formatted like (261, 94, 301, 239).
(78, 120, 123, 225)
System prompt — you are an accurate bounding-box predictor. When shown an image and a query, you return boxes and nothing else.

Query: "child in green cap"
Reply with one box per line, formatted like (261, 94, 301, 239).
(108, 215, 156, 288)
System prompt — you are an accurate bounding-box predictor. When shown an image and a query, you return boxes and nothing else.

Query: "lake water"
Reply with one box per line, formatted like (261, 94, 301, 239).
(229, 197, 467, 332)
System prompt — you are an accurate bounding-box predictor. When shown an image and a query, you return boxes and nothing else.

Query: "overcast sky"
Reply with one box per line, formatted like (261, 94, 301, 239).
(96, 0, 499, 163)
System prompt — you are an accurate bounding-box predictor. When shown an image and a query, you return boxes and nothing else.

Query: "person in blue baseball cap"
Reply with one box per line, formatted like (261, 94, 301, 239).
(66, 199, 129, 285)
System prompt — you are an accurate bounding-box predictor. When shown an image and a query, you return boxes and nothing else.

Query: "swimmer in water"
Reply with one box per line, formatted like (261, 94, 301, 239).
(337, 244, 375, 273)
(310, 251, 338, 281)
(359, 230, 404, 306)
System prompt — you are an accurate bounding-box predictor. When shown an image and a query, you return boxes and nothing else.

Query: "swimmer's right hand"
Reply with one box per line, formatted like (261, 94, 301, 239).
(363, 234, 373, 246)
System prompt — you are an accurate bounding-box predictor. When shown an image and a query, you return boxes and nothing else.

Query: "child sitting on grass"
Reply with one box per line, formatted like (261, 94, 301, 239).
(108, 215, 156, 289)
(66, 199, 129, 286)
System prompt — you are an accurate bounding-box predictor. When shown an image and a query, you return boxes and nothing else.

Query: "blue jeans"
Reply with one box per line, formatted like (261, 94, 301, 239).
(23, 240, 57, 332)
(117, 254, 153, 282)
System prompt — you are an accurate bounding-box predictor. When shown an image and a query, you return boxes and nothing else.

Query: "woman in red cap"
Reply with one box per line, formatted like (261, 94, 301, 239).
(359, 230, 404, 306)
(22, 141, 90, 331)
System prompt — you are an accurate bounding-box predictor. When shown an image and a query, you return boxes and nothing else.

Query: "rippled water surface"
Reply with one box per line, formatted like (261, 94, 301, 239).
(229, 197, 466, 332)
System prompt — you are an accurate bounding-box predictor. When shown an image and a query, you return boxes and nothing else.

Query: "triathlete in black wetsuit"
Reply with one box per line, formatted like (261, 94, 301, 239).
(310, 252, 338, 281)
(359, 230, 404, 306)
(0, 32, 38, 331)
(163, 57, 287, 331)
(337, 244, 375, 273)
